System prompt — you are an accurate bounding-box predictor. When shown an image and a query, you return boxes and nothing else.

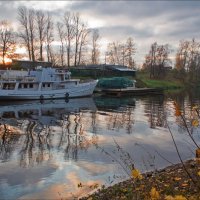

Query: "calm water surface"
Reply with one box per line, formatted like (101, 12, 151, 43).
(0, 91, 200, 199)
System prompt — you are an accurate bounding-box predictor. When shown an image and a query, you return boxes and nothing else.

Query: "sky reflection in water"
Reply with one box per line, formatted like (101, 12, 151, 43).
(0, 93, 200, 199)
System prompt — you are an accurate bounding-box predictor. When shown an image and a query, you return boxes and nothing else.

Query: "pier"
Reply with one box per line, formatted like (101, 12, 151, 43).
(99, 87, 164, 96)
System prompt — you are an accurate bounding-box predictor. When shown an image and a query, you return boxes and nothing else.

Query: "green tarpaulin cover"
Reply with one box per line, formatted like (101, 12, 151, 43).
(97, 77, 133, 89)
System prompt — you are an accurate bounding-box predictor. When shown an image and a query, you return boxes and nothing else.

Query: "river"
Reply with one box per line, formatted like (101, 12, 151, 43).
(0, 91, 200, 199)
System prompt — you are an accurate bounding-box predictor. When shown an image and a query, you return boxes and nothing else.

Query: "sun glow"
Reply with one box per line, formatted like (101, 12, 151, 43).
(0, 57, 12, 65)
(15, 46, 26, 54)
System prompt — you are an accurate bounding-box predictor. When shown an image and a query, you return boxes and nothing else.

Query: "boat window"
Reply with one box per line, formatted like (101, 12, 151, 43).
(42, 83, 45, 88)
(2, 111, 15, 118)
(30, 84, 33, 88)
(24, 84, 27, 88)
(2, 83, 15, 90)
(48, 83, 50, 87)
(19, 84, 22, 88)
(65, 75, 69, 79)
(3, 84, 7, 89)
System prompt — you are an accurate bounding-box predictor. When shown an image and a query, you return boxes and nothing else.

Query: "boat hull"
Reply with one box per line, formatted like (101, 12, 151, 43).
(0, 80, 98, 100)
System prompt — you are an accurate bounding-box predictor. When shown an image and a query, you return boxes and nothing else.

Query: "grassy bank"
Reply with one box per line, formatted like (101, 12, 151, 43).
(136, 72, 184, 90)
(81, 159, 200, 200)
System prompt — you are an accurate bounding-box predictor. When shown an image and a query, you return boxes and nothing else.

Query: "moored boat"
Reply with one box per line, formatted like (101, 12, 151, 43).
(0, 67, 98, 100)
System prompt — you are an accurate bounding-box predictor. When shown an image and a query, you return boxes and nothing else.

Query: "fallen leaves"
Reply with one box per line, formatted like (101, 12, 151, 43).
(192, 119, 199, 127)
(150, 187, 160, 200)
(131, 169, 143, 180)
(196, 148, 200, 158)
(174, 177, 181, 181)
(165, 195, 187, 200)
(81, 160, 200, 200)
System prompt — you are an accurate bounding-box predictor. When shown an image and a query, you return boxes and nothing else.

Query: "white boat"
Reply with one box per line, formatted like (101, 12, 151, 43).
(0, 67, 98, 100)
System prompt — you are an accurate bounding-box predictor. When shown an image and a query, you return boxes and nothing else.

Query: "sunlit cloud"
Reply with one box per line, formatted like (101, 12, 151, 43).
(0, 1, 200, 65)
(15, 1, 73, 11)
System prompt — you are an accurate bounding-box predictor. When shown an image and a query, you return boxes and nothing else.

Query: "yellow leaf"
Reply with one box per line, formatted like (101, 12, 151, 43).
(196, 148, 200, 158)
(165, 195, 187, 200)
(165, 196, 174, 200)
(131, 169, 142, 180)
(174, 195, 187, 200)
(174, 177, 181, 181)
(150, 187, 160, 200)
(197, 171, 200, 176)
(164, 184, 169, 187)
(192, 119, 199, 127)
(192, 105, 199, 110)
(181, 183, 188, 187)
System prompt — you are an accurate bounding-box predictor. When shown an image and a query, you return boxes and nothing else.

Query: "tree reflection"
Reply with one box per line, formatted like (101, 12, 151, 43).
(58, 113, 99, 161)
(143, 95, 167, 129)
(19, 120, 53, 167)
(0, 123, 21, 161)
(0, 108, 98, 167)
(94, 96, 136, 134)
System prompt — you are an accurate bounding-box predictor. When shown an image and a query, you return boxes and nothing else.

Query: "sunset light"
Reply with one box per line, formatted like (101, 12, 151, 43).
(0, 1, 200, 200)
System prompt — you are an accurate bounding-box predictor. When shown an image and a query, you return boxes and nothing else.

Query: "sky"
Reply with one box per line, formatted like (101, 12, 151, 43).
(0, 0, 199, 67)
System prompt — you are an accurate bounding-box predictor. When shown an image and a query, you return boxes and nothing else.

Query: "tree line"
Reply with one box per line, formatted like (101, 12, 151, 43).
(0, 7, 136, 69)
(0, 6, 200, 83)
(142, 39, 200, 83)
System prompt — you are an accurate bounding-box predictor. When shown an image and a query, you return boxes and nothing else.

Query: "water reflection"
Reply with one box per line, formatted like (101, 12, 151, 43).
(142, 95, 166, 129)
(0, 93, 199, 199)
(0, 98, 98, 165)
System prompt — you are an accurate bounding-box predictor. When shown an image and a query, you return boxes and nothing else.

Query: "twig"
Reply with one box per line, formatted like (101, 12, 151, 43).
(167, 122, 197, 186)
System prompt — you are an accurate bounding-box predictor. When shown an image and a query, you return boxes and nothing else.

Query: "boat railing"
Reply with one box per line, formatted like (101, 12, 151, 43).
(0, 75, 36, 82)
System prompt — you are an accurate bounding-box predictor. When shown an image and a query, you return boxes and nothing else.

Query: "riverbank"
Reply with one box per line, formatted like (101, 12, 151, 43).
(81, 159, 200, 200)
(136, 72, 184, 90)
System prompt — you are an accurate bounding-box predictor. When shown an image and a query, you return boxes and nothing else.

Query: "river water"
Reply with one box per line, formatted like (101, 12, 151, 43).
(0, 91, 200, 199)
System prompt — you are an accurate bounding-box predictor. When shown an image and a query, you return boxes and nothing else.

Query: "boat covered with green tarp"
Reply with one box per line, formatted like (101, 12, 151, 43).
(97, 77, 135, 89)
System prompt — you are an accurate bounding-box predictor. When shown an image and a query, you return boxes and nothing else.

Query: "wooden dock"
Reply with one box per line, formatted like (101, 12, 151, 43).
(100, 87, 164, 96)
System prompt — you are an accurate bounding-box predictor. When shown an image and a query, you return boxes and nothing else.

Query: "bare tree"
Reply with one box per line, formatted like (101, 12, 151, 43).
(77, 25, 90, 65)
(107, 42, 116, 64)
(74, 15, 90, 66)
(18, 7, 31, 60)
(144, 42, 171, 78)
(18, 7, 37, 61)
(91, 29, 100, 64)
(45, 12, 54, 63)
(73, 13, 81, 67)
(63, 12, 75, 68)
(0, 20, 16, 65)
(176, 39, 200, 82)
(106, 37, 136, 67)
(36, 10, 46, 61)
(125, 37, 136, 68)
(57, 22, 65, 67)
(28, 9, 36, 61)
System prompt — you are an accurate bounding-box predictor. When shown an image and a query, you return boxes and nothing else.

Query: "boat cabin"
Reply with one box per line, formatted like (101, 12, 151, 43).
(0, 67, 75, 91)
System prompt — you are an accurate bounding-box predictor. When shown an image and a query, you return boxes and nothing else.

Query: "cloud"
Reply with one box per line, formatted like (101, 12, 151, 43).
(0, 1, 200, 64)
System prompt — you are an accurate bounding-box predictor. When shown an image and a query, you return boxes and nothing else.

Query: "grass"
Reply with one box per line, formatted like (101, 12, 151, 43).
(142, 79, 183, 89)
(136, 71, 184, 90)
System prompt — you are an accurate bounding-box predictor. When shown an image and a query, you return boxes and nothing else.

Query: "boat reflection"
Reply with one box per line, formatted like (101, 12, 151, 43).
(0, 97, 97, 120)
(94, 96, 135, 111)
(0, 98, 98, 166)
